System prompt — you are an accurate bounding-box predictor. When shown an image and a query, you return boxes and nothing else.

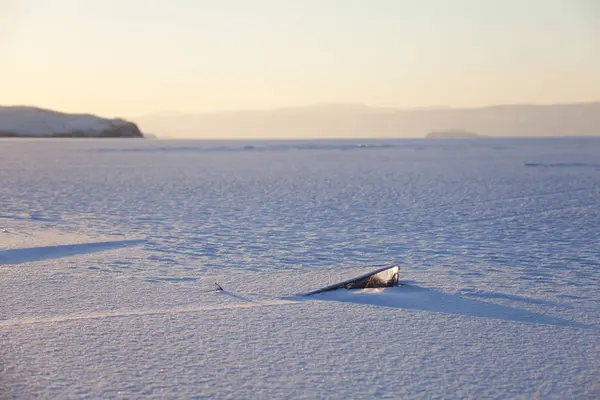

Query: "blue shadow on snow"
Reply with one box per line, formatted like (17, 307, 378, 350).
(0, 240, 145, 265)
(298, 283, 596, 330)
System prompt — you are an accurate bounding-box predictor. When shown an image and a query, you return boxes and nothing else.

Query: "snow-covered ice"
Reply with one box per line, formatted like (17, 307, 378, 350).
(1, 137, 599, 399)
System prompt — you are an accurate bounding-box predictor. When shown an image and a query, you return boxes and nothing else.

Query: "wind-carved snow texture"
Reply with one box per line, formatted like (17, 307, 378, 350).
(1, 137, 599, 399)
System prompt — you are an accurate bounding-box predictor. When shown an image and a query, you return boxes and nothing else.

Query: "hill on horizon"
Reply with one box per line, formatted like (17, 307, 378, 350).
(0, 106, 144, 138)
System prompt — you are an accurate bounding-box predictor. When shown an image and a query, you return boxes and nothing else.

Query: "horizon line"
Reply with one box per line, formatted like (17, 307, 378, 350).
(2, 99, 600, 121)
(130, 99, 600, 118)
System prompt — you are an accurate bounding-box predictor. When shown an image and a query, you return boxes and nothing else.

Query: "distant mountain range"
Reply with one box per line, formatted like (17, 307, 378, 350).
(134, 102, 600, 139)
(0, 106, 144, 138)
(2, 103, 599, 139)
(426, 130, 485, 139)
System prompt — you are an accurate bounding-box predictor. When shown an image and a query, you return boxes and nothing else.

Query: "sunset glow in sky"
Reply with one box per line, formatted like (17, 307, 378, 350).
(1, 0, 599, 117)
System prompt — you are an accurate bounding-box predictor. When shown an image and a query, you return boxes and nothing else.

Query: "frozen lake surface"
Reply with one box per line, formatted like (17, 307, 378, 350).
(1, 137, 599, 399)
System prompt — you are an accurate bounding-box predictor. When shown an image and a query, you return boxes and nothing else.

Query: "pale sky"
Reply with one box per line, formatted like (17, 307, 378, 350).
(1, 0, 599, 117)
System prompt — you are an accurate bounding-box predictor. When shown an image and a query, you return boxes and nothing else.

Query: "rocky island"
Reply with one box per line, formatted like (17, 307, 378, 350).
(0, 106, 144, 138)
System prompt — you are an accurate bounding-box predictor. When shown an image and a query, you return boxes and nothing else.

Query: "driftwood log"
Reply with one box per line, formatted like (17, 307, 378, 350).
(304, 264, 400, 296)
